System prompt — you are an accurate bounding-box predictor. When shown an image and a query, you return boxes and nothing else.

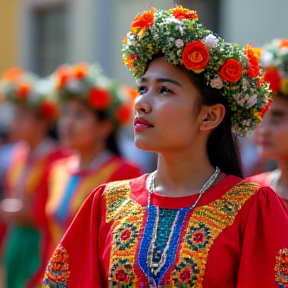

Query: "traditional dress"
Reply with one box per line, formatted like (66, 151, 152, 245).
(248, 171, 288, 212)
(36, 152, 141, 285)
(44, 174, 288, 288)
(2, 140, 69, 288)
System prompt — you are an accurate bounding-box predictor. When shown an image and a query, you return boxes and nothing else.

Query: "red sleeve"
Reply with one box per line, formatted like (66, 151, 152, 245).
(237, 186, 288, 288)
(43, 184, 106, 288)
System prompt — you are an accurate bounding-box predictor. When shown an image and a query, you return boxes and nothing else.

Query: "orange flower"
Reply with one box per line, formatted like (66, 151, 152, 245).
(56, 66, 70, 88)
(123, 36, 128, 45)
(131, 7, 155, 36)
(279, 39, 288, 49)
(243, 44, 260, 78)
(89, 87, 111, 110)
(72, 63, 88, 79)
(264, 67, 281, 93)
(182, 41, 209, 73)
(17, 83, 31, 99)
(124, 85, 139, 103)
(40, 101, 58, 120)
(172, 6, 198, 21)
(116, 103, 132, 124)
(220, 59, 243, 83)
(1, 68, 24, 82)
(123, 54, 138, 69)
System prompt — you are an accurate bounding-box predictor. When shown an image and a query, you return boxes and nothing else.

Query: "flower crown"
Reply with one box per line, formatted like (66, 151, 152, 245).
(259, 39, 288, 96)
(0, 68, 58, 121)
(122, 6, 272, 136)
(52, 63, 135, 126)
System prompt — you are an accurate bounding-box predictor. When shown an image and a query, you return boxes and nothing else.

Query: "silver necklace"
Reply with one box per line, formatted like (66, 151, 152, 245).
(270, 169, 281, 191)
(148, 166, 220, 206)
(146, 166, 220, 279)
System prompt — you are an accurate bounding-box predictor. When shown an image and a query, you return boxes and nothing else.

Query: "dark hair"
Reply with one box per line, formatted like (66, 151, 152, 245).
(94, 110, 121, 156)
(187, 70, 243, 178)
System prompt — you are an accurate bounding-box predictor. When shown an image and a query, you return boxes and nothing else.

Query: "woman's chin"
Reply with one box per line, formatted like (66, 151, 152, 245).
(134, 138, 158, 152)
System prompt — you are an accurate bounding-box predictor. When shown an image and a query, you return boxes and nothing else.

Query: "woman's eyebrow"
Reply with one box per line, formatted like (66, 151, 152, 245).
(139, 77, 181, 87)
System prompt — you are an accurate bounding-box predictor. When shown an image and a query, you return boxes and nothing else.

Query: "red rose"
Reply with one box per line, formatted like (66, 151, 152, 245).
(220, 59, 243, 83)
(116, 103, 132, 124)
(40, 101, 58, 120)
(247, 64, 260, 79)
(17, 83, 31, 99)
(182, 41, 209, 73)
(264, 67, 281, 93)
(89, 87, 111, 110)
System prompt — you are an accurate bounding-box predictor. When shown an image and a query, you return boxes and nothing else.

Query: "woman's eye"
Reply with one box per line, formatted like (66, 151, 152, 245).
(138, 86, 147, 95)
(159, 86, 172, 95)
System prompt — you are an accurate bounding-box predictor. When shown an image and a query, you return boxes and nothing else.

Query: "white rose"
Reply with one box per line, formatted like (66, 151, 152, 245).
(210, 75, 224, 89)
(203, 34, 219, 49)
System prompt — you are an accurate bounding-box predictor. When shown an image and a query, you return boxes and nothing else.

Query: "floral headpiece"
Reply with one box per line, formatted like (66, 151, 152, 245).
(52, 63, 135, 126)
(259, 39, 288, 96)
(122, 6, 272, 136)
(0, 68, 58, 121)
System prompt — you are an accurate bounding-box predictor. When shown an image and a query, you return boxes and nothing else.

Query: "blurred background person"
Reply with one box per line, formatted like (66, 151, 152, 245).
(248, 39, 288, 210)
(32, 63, 141, 286)
(0, 68, 69, 288)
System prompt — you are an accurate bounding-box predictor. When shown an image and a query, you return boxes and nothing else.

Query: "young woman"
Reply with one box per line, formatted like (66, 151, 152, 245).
(44, 7, 288, 288)
(34, 63, 141, 283)
(0, 68, 68, 288)
(248, 39, 288, 210)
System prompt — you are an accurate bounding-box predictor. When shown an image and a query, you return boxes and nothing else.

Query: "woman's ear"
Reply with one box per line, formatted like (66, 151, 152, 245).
(199, 104, 226, 131)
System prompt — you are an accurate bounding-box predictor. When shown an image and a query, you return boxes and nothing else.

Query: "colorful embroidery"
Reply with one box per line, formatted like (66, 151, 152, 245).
(105, 181, 145, 287)
(43, 244, 70, 288)
(170, 181, 258, 287)
(106, 180, 259, 287)
(275, 248, 288, 287)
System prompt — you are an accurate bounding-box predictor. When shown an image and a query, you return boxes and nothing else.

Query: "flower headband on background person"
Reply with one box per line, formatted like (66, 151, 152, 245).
(259, 39, 288, 96)
(52, 62, 136, 127)
(0, 68, 58, 121)
(122, 6, 272, 136)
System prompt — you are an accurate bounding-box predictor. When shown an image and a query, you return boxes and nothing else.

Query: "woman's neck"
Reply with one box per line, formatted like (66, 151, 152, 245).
(153, 148, 220, 197)
(275, 160, 288, 199)
(78, 143, 108, 169)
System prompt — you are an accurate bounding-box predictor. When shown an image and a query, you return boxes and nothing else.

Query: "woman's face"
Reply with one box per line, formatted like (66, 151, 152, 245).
(134, 57, 204, 153)
(58, 99, 112, 151)
(10, 105, 42, 143)
(256, 95, 288, 160)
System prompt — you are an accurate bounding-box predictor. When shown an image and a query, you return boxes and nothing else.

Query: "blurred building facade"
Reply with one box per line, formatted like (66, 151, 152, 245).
(1, 0, 288, 83)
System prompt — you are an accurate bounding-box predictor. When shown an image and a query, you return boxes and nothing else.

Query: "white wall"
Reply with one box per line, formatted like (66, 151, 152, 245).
(220, 0, 288, 46)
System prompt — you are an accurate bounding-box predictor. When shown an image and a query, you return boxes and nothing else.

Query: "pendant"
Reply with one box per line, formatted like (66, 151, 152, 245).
(148, 277, 157, 288)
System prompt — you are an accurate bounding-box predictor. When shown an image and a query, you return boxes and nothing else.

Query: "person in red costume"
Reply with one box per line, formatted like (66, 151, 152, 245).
(44, 7, 288, 288)
(0, 68, 70, 288)
(248, 39, 288, 212)
(32, 63, 141, 286)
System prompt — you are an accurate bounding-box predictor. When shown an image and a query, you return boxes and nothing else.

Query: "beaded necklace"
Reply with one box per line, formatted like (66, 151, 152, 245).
(144, 167, 220, 286)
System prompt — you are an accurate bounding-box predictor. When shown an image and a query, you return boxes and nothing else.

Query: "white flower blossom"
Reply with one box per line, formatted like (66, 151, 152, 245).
(203, 34, 219, 49)
(65, 78, 81, 93)
(175, 39, 184, 48)
(260, 51, 274, 68)
(210, 75, 224, 89)
(246, 94, 257, 108)
(237, 98, 246, 106)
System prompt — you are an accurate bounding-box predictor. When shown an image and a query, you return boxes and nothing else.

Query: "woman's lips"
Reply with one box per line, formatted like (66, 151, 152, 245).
(134, 117, 154, 132)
